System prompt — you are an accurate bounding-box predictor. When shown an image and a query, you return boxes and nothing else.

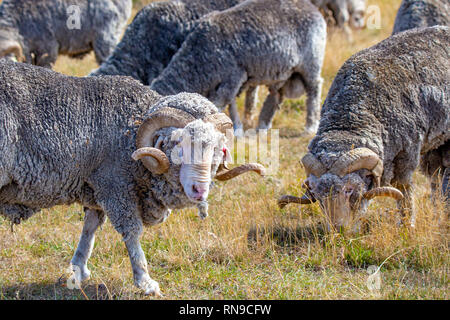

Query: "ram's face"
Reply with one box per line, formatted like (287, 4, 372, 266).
(171, 120, 230, 203)
(131, 94, 265, 213)
(305, 172, 370, 227)
(278, 149, 404, 229)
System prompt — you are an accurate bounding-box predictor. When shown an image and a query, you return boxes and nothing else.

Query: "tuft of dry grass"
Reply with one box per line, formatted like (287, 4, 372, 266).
(0, 0, 448, 300)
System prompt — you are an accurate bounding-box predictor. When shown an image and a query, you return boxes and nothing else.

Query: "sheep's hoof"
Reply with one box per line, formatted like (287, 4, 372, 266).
(197, 201, 209, 220)
(68, 263, 91, 284)
(199, 211, 208, 220)
(303, 125, 318, 136)
(137, 275, 161, 297)
(77, 267, 91, 283)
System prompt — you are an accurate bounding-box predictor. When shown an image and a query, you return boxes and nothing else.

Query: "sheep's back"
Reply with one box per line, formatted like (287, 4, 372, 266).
(393, 0, 450, 34)
(310, 26, 449, 167)
(0, 61, 159, 206)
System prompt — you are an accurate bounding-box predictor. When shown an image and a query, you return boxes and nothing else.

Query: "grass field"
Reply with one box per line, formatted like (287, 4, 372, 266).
(0, 0, 448, 300)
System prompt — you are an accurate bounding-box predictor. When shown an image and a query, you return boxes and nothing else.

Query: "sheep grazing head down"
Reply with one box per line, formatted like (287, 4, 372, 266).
(279, 148, 404, 228)
(132, 94, 265, 218)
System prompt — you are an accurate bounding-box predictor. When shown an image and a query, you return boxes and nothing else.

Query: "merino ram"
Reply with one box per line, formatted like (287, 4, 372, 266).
(150, 0, 327, 135)
(0, 60, 265, 295)
(279, 26, 449, 228)
(392, 0, 450, 34)
(0, 0, 132, 67)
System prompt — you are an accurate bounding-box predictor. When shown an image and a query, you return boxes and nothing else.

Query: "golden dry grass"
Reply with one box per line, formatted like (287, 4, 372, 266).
(0, 0, 448, 300)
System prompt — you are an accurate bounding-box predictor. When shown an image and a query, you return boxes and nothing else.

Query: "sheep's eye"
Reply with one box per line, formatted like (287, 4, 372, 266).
(343, 186, 354, 197)
(365, 173, 375, 188)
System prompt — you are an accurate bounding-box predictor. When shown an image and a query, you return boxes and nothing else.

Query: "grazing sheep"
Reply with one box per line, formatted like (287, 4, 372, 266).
(90, 0, 243, 84)
(0, 0, 132, 67)
(311, 0, 367, 35)
(90, 0, 257, 135)
(278, 26, 449, 228)
(0, 60, 265, 295)
(150, 0, 327, 134)
(392, 0, 450, 34)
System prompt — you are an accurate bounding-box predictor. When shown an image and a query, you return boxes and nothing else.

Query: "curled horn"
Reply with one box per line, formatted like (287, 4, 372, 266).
(203, 112, 233, 135)
(0, 41, 24, 62)
(301, 153, 327, 177)
(136, 107, 195, 148)
(278, 154, 323, 209)
(131, 147, 170, 175)
(278, 194, 316, 209)
(134, 107, 195, 174)
(206, 112, 264, 181)
(215, 163, 266, 181)
(363, 187, 404, 201)
(330, 148, 383, 186)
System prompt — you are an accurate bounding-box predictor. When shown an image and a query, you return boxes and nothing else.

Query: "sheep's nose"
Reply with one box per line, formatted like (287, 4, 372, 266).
(192, 184, 208, 201)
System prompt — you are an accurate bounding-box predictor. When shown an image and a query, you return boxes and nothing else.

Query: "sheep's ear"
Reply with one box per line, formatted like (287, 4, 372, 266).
(169, 145, 183, 166)
(223, 147, 232, 163)
(170, 128, 185, 143)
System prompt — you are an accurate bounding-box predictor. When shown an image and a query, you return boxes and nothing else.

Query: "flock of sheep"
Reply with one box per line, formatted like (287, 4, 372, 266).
(0, 0, 448, 296)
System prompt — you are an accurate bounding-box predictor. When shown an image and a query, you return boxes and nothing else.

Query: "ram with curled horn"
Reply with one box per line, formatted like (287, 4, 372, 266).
(279, 148, 404, 227)
(132, 101, 266, 220)
(129, 93, 266, 292)
(278, 26, 449, 229)
(0, 59, 266, 298)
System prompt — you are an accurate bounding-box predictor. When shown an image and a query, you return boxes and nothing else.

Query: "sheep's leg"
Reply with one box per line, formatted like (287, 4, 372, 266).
(420, 142, 449, 208)
(393, 182, 415, 227)
(93, 32, 119, 64)
(441, 168, 449, 223)
(428, 167, 449, 225)
(442, 167, 449, 203)
(303, 75, 323, 135)
(34, 42, 59, 68)
(70, 208, 105, 283)
(392, 150, 422, 227)
(90, 172, 160, 295)
(440, 144, 449, 205)
(228, 100, 244, 137)
(123, 233, 161, 296)
(210, 72, 247, 136)
(429, 167, 448, 204)
(418, 142, 449, 226)
(257, 88, 283, 130)
(244, 86, 259, 128)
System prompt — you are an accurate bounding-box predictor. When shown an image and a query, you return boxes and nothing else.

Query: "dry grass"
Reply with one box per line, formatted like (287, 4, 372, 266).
(0, 0, 448, 300)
